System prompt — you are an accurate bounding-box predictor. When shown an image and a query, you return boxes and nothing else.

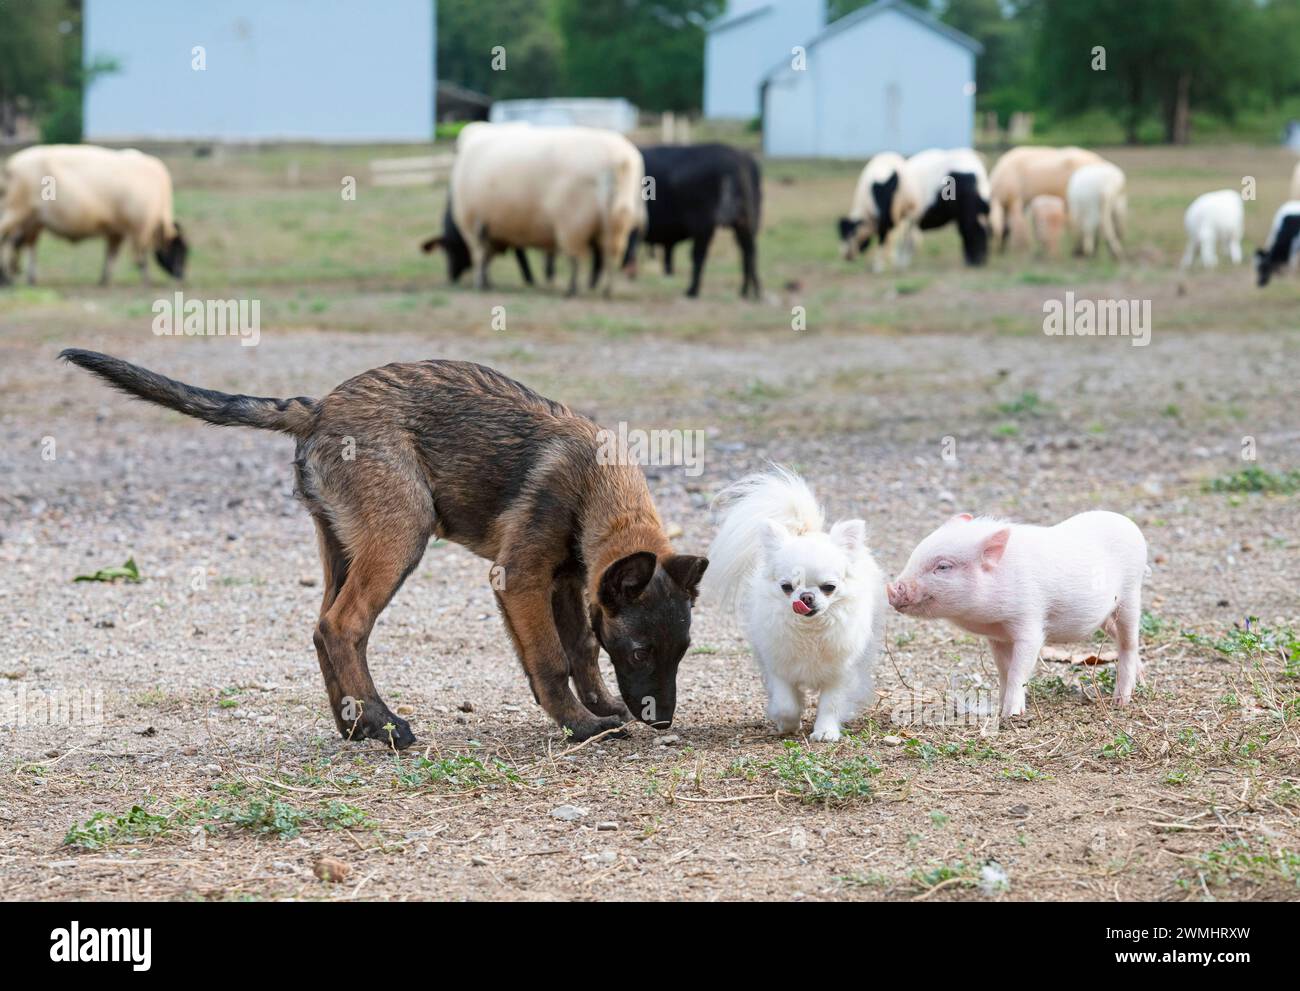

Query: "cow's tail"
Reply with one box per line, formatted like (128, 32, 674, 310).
(59, 349, 318, 438)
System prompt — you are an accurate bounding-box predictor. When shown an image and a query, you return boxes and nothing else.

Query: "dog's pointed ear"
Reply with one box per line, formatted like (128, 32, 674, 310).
(662, 554, 708, 602)
(421, 235, 444, 254)
(598, 551, 657, 611)
(829, 519, 867, 554)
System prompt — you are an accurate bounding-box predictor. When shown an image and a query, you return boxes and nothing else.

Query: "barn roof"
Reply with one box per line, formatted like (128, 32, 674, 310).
(762, 0, 982, 83)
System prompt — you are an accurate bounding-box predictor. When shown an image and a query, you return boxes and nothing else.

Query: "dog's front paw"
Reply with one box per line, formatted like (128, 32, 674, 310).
(810, 725, 842, 743)
(563, 713, 629, 743)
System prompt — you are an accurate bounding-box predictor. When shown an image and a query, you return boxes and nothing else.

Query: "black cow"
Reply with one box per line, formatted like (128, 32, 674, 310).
(1256, 204, 1300, 287)
(634, 143, 762, 299)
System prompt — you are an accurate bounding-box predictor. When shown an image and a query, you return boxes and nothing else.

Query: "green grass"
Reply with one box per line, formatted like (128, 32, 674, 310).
(769, 740, 881, 804)
(1204, 467, 1300, 495)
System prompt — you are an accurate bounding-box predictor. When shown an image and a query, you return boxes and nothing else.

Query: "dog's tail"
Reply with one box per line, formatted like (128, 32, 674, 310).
(702, 465, 824, 616)
(59, 349, 318, 438)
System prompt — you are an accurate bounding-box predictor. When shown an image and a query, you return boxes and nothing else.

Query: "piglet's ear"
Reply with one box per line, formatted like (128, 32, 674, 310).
(981, 527, 1011, 568)
(830, 519, 867, 554)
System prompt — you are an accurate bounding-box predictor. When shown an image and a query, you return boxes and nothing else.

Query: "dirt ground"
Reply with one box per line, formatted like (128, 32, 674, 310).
(0, 142, 1297, 901)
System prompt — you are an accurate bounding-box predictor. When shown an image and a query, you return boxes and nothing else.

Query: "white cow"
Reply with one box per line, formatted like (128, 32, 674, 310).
(448, 124, 645, 297)
(0, 144, 186, 286)
(1180, 189, 1244, 270)
(838, 152, 919, 272)
(1067, 161, 1127, 259)
(892, 148, 992, 268)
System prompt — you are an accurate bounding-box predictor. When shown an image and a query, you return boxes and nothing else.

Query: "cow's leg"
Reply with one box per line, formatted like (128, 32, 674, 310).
(0, 210, 27, 284)
(1199, 230, 1218, 268)
(1180, 237, 1197, 271)
(1101, 205, 1124, 260)
(734, 227, 759, 299)
(589, 235, 604, 290)
(1228, 236, 1242, 266)
(566, 255, 580, 297)
(22, 228, 39, 285)
(514, 248, 535, 286)
(544, 252, 556, 285)
(685, 227, 714, 297)
(471, 229, 496, 290)
(663, 241, 675, 276)
(100, 234, 124, 286)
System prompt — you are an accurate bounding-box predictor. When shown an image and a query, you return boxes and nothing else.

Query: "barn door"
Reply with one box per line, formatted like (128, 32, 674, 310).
(885, 82, 902, 144)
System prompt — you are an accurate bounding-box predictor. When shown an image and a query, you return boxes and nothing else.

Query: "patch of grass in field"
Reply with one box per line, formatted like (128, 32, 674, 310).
(64, 803, 178, 849)
(391, 753, 522, 793)
(1183, 618, 1299, 670)
(1180, 837, 1300, 892)
(769, 740, 881, 803)
(1204, 467, 1300, 495)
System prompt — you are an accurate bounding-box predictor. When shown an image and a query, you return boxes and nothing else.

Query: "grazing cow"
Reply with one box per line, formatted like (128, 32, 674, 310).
(1026, 195, 1067, 257)
(1067, 161, 1127, 259)
(1255, 200, 1300, 287)
(0, 144, 187, 286)
(422, 200, 549, 286)
(635, 143, 761, 299)
(989, 145, 1104, 251)
(896, 147, 991, 267)
(446, 124, 645, 297)
(1180, 189, 1244, 270)
(837, 151, 920, 272)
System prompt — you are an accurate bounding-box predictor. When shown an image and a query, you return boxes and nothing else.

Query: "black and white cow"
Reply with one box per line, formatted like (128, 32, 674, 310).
(901, 148, 991, 267)
(1255, 200, 1300, 287)
(634, 143, 762, 299)
(837, 151, 918, 272)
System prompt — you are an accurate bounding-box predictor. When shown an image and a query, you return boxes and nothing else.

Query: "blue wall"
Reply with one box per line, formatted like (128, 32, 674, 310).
(704, 0, 826, 120)
(84, 0, 435, 142)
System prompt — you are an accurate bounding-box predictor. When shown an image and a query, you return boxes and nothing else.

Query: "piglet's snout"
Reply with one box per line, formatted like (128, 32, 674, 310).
(886, 581, 910, 609)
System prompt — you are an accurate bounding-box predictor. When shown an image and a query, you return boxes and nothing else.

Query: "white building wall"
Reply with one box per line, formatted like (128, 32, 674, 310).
(763, 5, 976, 158)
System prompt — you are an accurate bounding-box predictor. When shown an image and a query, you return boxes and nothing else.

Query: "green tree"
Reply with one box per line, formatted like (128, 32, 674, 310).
(0, 0, 68, 137)
(438, 0, 564, 101)
(555, 0, 722, 112)
(1035, 0, 1266, 144)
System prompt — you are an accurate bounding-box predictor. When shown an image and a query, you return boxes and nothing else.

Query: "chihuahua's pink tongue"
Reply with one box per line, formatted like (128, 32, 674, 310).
(792, 599, 811, 615)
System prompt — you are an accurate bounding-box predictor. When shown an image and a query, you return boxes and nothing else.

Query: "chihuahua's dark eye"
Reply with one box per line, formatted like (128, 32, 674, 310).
(819, 583, 836, 595)
(780, 582, 794, 594)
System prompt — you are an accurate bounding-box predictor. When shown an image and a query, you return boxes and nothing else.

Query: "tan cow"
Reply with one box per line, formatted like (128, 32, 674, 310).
(0, 144, 186, 286)
(988, 145, 1103, 251)
(448, 124, 645, 297)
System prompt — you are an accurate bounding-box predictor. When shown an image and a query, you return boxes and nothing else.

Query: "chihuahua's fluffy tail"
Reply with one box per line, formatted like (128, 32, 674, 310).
(703, 466, 823, 615)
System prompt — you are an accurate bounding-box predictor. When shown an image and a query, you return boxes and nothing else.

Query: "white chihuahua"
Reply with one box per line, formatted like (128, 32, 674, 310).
(704, 467, 884, 741)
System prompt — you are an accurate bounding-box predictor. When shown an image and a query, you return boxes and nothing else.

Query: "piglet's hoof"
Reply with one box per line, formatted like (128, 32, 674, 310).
(343, 702, 416, 750)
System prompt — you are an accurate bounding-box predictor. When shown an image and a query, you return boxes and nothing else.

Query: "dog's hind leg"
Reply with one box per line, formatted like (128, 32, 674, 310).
(316, 529, 427, 749)
(552, 572, 631, 722)
(311, 517, 351, 735)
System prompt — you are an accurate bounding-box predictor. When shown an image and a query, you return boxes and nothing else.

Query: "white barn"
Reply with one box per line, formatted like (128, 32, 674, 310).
(761, 0, 981, 158)
(83, 0, 435, 142)
(703, 0, 826, 120)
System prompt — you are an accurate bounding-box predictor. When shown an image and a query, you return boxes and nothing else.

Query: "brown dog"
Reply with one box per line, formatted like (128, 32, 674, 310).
(60, 350, 707, 747)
